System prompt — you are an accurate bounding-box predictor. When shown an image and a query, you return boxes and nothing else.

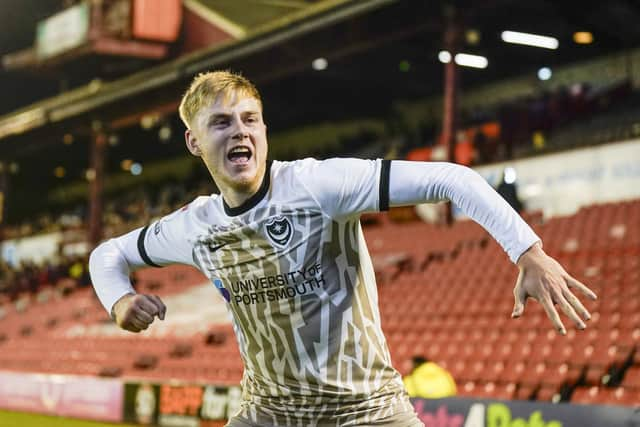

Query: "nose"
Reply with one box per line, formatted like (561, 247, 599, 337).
(231, 118, 249, 140)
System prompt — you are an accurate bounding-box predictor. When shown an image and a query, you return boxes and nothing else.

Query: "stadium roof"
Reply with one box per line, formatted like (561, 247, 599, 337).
(0, 0, 337, 118)
(2, 0, 640, 219)
(0, 0, 640, 143)
(2, 0, 640, 150)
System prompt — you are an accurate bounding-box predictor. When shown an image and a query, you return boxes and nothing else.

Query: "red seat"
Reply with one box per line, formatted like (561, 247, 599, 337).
(536, 385, 559, 402)
(501, 361, 526, 384)
(457, 381, 479, 398)
(572, 386, 600, 404)
(519, 362, 546, 387)
(483, 382, 517, 400)
(621, 366, 640, 389)
(608, 386, 640, 406)
(515, 384, 536, 400)
(540, 363, 581, 388)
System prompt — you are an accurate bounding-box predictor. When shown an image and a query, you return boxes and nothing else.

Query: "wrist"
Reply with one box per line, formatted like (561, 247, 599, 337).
(516, 241, 543, 268)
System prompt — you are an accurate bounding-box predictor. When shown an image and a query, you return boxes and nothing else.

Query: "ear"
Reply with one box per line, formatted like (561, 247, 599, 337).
(185, 129, 201, 156)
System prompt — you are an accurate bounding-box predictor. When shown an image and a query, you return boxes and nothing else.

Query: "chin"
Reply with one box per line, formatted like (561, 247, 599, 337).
(221, 160, 263, 190)
(228, 171, 259, 190)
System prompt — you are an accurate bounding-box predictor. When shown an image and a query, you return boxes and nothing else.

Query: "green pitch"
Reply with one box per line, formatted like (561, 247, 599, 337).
(0, 410, 140, 427)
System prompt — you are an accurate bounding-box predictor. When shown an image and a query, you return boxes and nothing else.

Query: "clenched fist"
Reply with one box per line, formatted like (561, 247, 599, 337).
(111, 293, 166, 333)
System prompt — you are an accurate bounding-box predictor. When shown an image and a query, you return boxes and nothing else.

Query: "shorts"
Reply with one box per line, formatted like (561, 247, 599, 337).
(225, 406, 424, 427)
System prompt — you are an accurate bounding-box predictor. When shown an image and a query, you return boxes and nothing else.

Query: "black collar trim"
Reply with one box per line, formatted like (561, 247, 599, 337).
(223, 160, 272, 216)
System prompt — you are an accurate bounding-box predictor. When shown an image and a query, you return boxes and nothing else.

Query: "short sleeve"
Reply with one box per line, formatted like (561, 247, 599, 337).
(295, 158, 390, 218)
(138, 203, 200, 268)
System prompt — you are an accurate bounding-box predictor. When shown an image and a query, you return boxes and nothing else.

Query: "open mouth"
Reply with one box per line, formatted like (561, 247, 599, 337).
(227, 146, 252, 165)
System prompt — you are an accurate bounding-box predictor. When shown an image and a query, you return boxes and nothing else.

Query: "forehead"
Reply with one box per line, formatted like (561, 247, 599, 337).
(203, 91, 262, 115)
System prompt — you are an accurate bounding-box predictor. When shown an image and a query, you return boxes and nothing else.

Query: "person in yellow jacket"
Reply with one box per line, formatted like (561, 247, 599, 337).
(403, 356, 457, 398)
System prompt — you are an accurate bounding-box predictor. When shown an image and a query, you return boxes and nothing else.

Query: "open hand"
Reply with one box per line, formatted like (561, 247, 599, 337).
(512, 242, 597, 334)
(112, 293, 166, 333)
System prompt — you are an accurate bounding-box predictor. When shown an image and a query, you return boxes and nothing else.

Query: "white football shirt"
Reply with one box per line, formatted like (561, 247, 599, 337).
(137, 158, 412, 424)
(91, 158, 540, 426)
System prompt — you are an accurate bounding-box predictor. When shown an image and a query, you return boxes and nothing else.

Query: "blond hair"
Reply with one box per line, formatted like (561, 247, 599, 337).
(178, 70, 262, 129)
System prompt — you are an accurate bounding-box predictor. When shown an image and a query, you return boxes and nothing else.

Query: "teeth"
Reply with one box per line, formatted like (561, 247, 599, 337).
(230, 147, 250, 154)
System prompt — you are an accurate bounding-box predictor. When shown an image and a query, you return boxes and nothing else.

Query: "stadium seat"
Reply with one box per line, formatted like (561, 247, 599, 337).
(2, 199, 639, 396)
(536, 385, 559, 402)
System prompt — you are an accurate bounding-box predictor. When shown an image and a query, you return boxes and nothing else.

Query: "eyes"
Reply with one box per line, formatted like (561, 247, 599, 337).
(211, 115, 259, 128)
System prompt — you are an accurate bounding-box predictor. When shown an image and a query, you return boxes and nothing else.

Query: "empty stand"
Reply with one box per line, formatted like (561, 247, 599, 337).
(0, 199, 638, 406)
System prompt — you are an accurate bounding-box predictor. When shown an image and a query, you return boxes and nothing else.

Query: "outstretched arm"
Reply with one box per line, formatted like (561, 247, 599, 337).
(388, 161, 597, 333)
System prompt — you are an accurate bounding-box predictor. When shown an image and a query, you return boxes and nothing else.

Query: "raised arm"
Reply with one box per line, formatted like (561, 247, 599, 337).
(388, 160, 597, 334)
(89, 228, 166, 333)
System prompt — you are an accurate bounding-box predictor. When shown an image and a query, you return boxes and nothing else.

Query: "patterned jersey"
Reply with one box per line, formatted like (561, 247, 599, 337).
(138, 158, 414, 425)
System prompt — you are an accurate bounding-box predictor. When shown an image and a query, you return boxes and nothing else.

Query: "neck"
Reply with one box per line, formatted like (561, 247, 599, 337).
(217, 161, 270, 213)
(221, 184, 260, 208)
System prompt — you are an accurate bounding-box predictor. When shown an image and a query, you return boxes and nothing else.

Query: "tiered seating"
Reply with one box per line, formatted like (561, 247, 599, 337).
(378, 199, 640, 405)
(0, 264, 244, 382)
(0, 199, 638, 407)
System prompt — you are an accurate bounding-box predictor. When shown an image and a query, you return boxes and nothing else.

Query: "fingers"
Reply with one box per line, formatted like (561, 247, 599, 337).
(512, 275, 527, 318)
(136, 295, 166, 320)
(120, 311, 147, 333)
(148, 295, 167, 320)
(128, 316, 150, 332)
(133, 309, 154, 324)
(513, 249, 597, 334)
(566, 276, 598, 300)
(119, 294, 166, 333)
(550, 287, 585, 330)
(125, 307, 153, 332)
(562, 287, 591, 321)
(539, 292, 566, 335)
(137, 296, 161, 318)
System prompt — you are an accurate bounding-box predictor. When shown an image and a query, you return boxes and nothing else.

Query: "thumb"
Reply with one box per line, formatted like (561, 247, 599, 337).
(512, 274, 527, 318)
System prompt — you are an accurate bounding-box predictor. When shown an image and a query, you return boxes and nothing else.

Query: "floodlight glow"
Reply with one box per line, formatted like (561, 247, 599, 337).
(131, 163, 143, 176)
(573, 32, 593, 44)
(438, 50, 452, 63)
(54, 166, 65, 178)
(121, 159, 133, 171)
(538, 67, 552, 81)
(159, 125, 172, 142)
(501, 31, 559, 49)
(454, 53, 488, 69)
(504, 167, 517, 184)
(466, 29, 480, 45)
(439, 51, 488, 68)
(312, 58, 328, 70)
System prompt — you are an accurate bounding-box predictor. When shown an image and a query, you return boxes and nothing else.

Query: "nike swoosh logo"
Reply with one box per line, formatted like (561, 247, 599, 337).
(208, 242, 228, 252)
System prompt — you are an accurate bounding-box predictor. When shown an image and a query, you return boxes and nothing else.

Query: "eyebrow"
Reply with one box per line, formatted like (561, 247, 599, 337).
(207, 111, 260, 123)
(207, 113, 229, 122)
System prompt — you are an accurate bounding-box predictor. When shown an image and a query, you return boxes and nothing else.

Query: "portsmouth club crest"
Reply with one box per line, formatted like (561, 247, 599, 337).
(265, 216, 293, 247)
